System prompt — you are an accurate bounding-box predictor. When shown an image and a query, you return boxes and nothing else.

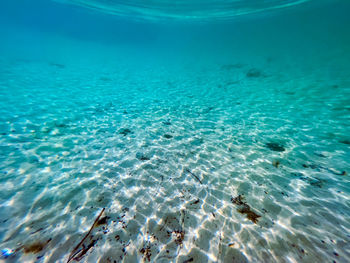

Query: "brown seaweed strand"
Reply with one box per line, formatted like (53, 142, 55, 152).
(185, 169, 202, 184)
(67, 208, 105, 263)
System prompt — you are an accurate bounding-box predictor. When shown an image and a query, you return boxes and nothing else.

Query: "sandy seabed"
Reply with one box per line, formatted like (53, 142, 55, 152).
(0, 52, 349, 262)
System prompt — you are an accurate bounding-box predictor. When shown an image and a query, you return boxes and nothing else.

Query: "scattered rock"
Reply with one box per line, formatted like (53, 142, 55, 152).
(265, 142, 285, 152)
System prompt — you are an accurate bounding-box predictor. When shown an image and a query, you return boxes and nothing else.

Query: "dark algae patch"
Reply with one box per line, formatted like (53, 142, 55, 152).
(23, 239, 51, 254)
(265, 142, 285, 152)
(339, 140, 350, 145)
(237, 205, 261, 224)
(231, 194, 245, 206)
(231, 195, 261, 224)
(163, 134, 173, 139)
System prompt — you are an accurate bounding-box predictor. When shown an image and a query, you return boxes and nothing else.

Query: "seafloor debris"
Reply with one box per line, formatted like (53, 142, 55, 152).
(308, 179, 325, 188)
(172, 230, 185, 246)
(23, 239, 51, 254)
(291, 173, 326, 188)
(136, 152, 151, 161)
(339, 140, 350, 145)
(301, 163, 347, 177)
(265, 142, 285, 152)
(246, 68, 263, 78)
(302, 163, 319, 169)
(139, 245, 152, 262)
(183, 257, 194, 263)
(67, 208, 105, 263)
(163, 120, 171, 125)
(231, 195, 261, 224)
(231, 195, 245, 206)
(119, 128, 132, 136)
(185, 169, 203, 184)
(163, 134, 173, 139)
(96, 216, 110, 226)
(330, 170, 347, 176)
(272, 160, 280, 168)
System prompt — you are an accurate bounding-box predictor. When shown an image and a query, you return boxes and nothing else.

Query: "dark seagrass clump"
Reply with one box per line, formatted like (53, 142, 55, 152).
(231, 194, 261, 224)
(265, 142, 285, 152)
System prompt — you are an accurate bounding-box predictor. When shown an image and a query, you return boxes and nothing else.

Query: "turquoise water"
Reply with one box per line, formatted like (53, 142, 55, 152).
(0, 0, 350, 262)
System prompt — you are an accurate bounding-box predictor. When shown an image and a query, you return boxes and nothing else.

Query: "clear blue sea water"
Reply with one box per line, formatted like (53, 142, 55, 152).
(0, 0, 349, 262)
